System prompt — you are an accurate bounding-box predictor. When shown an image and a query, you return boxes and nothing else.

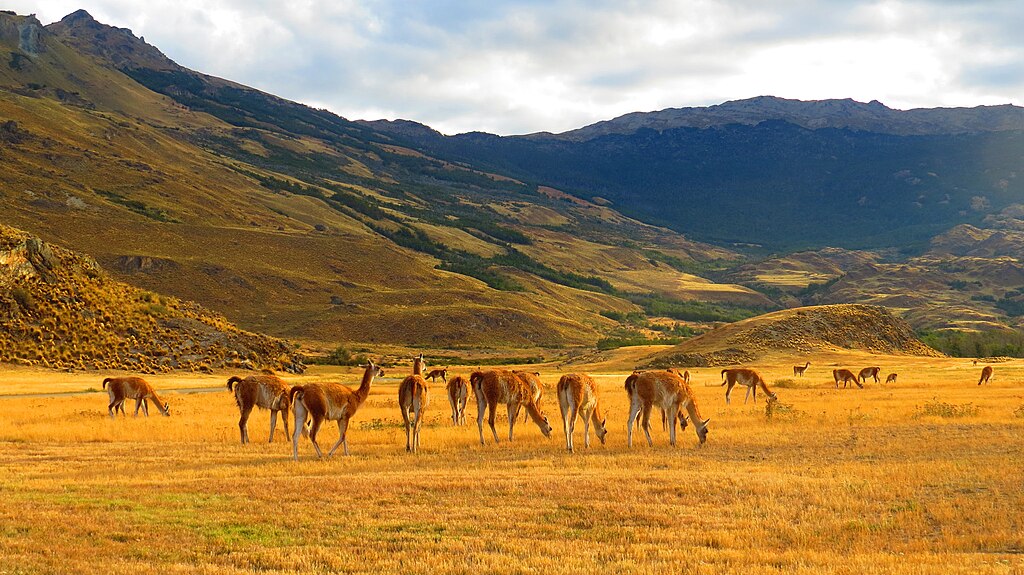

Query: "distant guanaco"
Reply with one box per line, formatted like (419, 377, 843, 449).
(978, 366, 993, 386)
(833, 369, 863, 389)
(103, 377, 170, 418)
(720, 368, 778, 404)
(858, 366, 881, 384)
(793, 361, 811, 377)
(425, 367, 448, 384)
(885, 373, 897, 384)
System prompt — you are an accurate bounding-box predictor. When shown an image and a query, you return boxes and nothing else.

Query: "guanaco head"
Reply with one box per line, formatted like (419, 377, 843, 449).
(595, 418, 608, 445)
(696, 418, 710, 444)
(159, 402, 171, 417)
(366, 360, 385, 379)
(538, 413, 553, 438)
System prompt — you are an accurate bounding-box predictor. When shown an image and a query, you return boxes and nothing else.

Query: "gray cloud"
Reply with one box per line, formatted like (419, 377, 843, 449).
(10, 0, 1023, 135)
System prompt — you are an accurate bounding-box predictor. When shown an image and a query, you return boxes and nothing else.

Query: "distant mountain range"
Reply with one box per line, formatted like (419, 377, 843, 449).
(537, 95, 1024, 140)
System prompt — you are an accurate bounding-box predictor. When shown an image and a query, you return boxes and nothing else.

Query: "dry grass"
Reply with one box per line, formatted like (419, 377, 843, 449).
(1, 355, 1023, 574)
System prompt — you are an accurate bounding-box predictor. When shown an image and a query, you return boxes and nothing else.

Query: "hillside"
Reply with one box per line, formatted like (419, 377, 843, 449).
(0, 10, 761, 350)
(644, 304, 943, 367)
(0, 224, 303, 373)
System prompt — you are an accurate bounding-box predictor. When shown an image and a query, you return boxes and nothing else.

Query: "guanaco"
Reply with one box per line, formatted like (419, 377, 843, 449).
(470, 370, 552, 444)
(227, 374, 291, 444)
(858, 366, 881, 384)
(978, 366, 993, 385)
(885, 373, 897, 384)
(794, 361, 811, 376)
(398, 354, 429, 453)
(425, 367, 448, 383)
(625, 370, 709, 447)
(446, 375, 469, 426)
(103, 377, 169, 419)
(833, 369, 863, 389)
(720, 368, 778, 404)
(290, 362, 384, 459)
(556, 373, 607, 452)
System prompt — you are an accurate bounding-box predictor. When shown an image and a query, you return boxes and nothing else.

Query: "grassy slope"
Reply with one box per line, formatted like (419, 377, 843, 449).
(0, 355, 1021, 573)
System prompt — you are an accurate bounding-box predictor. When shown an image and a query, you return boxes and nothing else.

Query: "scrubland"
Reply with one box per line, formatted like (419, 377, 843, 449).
(0, 355, 1022, 574)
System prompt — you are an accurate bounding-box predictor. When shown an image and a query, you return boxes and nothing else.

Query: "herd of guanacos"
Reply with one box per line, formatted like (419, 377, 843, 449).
(99, 357, 997, 459)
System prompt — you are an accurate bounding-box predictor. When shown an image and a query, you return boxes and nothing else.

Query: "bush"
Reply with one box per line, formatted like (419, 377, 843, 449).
(914, 400, 979, 419)
(316, 346, 368, 366)
(11, 286, 34, 310)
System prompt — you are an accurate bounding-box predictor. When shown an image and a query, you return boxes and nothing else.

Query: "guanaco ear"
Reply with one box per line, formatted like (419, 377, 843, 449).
(702, 418, 710, 426)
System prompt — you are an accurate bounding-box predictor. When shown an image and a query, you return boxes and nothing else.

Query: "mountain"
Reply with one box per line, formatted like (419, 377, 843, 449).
(364, 117, 1024, 251)
(1, 10, 759, 351)
(545, 96, 1024, 141)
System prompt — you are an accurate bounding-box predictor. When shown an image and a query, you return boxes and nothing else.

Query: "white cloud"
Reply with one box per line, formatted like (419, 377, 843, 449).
(8, 0, 1022, 135)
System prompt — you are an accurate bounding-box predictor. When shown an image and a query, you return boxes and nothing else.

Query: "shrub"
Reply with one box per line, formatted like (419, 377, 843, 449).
(11, 286, 34, 310)
(914, 400, 979, 419)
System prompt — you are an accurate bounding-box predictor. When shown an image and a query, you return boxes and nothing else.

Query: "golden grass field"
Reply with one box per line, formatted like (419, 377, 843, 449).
(1, 353, 1023, 574)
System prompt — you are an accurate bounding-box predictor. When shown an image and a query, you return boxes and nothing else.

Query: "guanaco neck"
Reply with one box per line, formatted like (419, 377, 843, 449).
(413, 356, 424, 376)
(524, 401, 547, 429)
(354, 367, 376, 404)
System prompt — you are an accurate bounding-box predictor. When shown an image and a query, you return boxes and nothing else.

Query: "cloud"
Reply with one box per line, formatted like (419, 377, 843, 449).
(9, 0, 1023, 135)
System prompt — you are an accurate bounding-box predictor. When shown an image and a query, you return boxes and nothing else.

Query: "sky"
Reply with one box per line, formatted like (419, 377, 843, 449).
(10, 0, 1024, 135)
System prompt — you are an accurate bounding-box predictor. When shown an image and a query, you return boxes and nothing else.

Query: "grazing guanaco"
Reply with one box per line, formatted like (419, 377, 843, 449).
(858, 366, 881, 384)
(556, 373, 608, 452)
(978, 366, 993, 385)
(425, 367, 448, 383)
(102, 377, 170, 418)
(885, 373, 897, 384)
(226, 374, 291, 444)
(446, 375, 469, 425)
(794, 361, 811, 376)
(720, 368, 778, 404)
(625, 370, 709, 447)
(470, 370, 552, 444)
(398, 354, 429, 453)
(833, 368, 863, 389)
(290, 361, 384, 460)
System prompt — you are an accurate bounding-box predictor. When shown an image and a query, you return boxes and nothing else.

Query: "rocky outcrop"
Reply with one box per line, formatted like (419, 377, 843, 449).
(645, 304, 943, 367)
(0, 224, 304, 373)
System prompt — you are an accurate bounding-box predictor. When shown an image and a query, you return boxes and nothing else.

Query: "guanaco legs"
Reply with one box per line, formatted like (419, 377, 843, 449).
(446, 375, 469, 425)
(398, 354, 429, 453)
(858, 366, 881, 384)
(227, 374, 291, 444)
(290, 361, 384, 459)
(556, 373, 607, 452)
(833, 368, 863, 389)
(794, 361, 811, 376)
(720, 368, 778, 404)
(103, 377, 170, 418)
(625, 370, 709, 447)
(978, 366, 993, 385)
(471, 370, 552, 444)
(885, 373, 898, 384)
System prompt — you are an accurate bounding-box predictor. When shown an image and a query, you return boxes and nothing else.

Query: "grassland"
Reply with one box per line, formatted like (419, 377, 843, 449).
(1, 353, 1022, 574)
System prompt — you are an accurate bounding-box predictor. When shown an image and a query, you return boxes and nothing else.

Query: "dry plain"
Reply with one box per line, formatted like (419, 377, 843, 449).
(0, 352, 1022, 574)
